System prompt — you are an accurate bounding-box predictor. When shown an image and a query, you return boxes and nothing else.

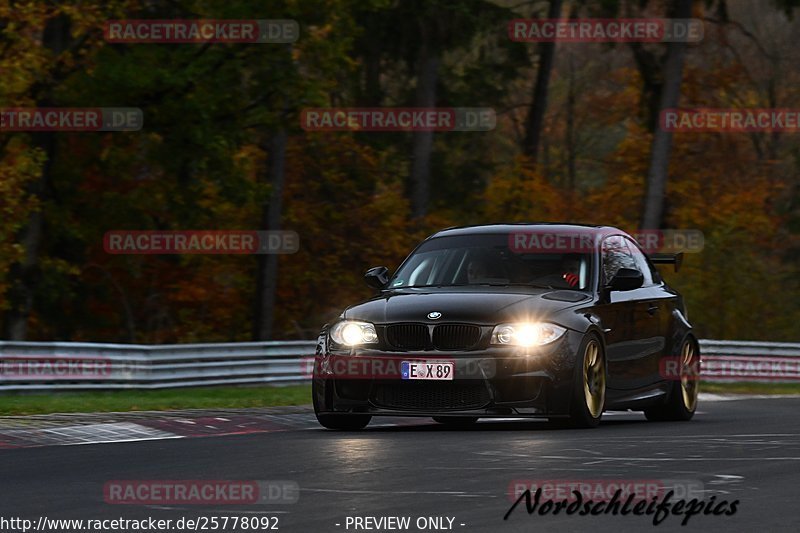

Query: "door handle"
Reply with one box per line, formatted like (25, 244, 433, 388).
(647, 305, 659, 316)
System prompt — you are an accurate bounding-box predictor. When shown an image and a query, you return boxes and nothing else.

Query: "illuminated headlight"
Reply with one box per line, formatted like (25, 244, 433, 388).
(330, 320, 378, 346)
(490, 322, 566, 347)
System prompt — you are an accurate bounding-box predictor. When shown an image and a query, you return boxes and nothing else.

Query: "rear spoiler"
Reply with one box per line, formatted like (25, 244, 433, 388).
(649, 252, 683, 272)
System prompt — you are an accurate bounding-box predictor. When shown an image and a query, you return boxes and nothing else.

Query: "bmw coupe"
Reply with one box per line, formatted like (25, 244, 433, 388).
(312, 223, 699, 429)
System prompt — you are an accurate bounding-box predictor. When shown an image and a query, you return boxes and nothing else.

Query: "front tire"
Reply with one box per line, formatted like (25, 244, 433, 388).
(645, 337, 699, 422)
(560, 333, 606, 428)
(313, 377, 371, 430)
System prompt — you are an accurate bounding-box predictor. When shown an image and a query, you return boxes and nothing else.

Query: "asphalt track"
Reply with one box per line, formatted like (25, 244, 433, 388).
(1, 396, 798, 533)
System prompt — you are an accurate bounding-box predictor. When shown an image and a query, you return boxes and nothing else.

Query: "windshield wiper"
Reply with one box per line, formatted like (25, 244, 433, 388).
(392, 284, 469, 288)
(511, 282, 554, 289)
(393, 282, 562, 290)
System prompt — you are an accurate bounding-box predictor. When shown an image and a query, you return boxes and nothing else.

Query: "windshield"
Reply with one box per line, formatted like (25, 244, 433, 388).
(390, 234, 592, 290)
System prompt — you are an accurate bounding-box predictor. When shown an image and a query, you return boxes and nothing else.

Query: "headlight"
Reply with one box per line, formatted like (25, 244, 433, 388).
(490, 322, 566, 347)
(330, 320, 378, 346)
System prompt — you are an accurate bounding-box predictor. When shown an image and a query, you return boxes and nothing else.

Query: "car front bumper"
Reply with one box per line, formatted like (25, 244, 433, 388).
(312, 330, 585, 418)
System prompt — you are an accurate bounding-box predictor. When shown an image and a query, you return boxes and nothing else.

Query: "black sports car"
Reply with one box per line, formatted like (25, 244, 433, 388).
(312, 223, 699, 429)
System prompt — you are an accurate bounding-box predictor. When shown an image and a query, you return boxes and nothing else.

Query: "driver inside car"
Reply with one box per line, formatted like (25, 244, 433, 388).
(528, 254, 584, 288)
(466, 258, 489, 284)
(561, 255, 582, 287)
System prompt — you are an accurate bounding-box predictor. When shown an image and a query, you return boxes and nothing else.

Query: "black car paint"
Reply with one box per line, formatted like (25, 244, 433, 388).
(313, 223, 695, 419)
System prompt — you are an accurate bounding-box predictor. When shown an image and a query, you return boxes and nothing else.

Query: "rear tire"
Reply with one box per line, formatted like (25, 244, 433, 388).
(564, 333, 606, 428)
(645, 337, 699, 422)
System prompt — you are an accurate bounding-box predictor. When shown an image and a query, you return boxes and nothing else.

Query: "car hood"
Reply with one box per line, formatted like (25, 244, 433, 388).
(342, 288, 590, 325)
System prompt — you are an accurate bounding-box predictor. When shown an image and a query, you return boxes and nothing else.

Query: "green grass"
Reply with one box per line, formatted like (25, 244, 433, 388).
(1, 382, 797, 416)
(700, 381, 800, 395)
(0, 385, 312, 416)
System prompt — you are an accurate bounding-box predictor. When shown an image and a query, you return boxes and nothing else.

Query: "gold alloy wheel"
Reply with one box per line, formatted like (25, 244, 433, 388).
(582, 339, 605, 418)
(680, 340, 699, 412)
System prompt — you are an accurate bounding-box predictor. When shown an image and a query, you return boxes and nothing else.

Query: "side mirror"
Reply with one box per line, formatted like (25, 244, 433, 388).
(364, 266, 390, 290)
(608, 267, 644, 291)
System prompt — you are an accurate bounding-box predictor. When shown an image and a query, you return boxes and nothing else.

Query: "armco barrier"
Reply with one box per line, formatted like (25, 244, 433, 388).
(699, 339, 800, 382)
(0, 341, 316, 391)
(0, 339, 797, 391)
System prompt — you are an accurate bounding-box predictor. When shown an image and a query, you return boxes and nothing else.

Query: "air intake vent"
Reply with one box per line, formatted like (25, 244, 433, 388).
(385, 324, 429, 350)
(432, 324, 481, 350)
(373, 381, 490, 410)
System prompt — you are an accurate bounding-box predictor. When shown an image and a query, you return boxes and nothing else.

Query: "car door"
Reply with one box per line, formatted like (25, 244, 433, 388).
(595, 235, 637, 390)
(624, 237, 672, 388)
(599, 235, 658, 390)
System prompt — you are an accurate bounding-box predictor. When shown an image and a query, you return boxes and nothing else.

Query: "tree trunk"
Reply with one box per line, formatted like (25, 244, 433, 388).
(253, 128, 288, 340)
(3, 199, 45, 340)
(409, 20, 440, 219)
(565, 51, 576, 191)
(641, 0, 692, 230)
(522, 0, 562, 164)
(361, 13, 383, 107)
(2, 16, 68, 340)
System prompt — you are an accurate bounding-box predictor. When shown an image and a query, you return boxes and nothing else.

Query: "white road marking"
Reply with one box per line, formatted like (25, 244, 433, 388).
(65, 435, 185, 446)
(709, 474, 745, 484)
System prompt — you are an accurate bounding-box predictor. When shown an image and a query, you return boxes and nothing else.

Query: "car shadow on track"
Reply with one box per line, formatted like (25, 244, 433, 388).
(319, 415, 652, 433)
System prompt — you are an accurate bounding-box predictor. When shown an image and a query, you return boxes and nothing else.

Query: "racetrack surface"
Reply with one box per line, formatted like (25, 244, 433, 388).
(1, 396, 798, 533)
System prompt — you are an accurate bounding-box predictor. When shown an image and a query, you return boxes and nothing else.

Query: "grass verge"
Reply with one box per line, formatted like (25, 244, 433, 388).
(700, 381, 800, 395)
(0, 385, 312, 416)
(1, 382, 798, 416)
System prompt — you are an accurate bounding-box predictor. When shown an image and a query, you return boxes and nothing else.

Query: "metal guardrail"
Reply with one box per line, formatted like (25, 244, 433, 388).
(698, 339, 800, 382)
(0, 341, 317, 391)
(0, 339, 797, 391)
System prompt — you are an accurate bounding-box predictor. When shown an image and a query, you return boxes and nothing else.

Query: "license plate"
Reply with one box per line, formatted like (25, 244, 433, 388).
(401, 361, 454, 380)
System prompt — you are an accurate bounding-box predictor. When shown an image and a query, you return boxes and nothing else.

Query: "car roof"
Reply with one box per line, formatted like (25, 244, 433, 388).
(430, 223, 625, 239)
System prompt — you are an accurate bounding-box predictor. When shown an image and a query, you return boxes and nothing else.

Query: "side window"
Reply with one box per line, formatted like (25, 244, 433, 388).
(601, 235, 637, 284)
(624, 237, 655, 286)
